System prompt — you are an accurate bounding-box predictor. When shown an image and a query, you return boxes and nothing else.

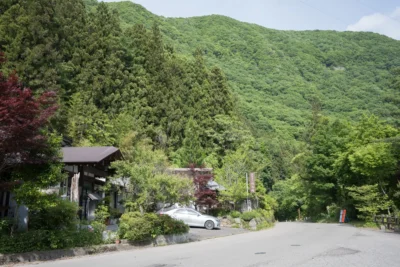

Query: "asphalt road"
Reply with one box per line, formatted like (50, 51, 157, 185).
(189, 226, 249, 241)
(25, 223, 400, 267)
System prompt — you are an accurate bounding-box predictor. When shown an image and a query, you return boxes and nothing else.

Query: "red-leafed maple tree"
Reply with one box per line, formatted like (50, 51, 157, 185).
(0, 52, 58, 178)
(190, 164, 218, 209)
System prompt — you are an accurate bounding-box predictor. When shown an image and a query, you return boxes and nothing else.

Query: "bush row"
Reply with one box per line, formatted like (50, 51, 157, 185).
(217, 208, 275, 222)
(240, 209, 274, 222)
(0, 199, 107, 254)
(118, 212, 189, 241)
(0, 227, 103, 254)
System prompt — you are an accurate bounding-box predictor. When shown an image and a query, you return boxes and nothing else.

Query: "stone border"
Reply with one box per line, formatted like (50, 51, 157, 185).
(0, 233, 189, 265)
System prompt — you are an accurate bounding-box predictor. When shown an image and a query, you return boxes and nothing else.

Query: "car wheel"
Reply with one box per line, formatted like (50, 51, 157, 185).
(204, 220, 214, 230)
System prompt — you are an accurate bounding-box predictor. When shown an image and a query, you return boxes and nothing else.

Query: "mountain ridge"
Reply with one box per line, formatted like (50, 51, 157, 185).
(104, 0, 397, 41)
(89, 0, 400, 140)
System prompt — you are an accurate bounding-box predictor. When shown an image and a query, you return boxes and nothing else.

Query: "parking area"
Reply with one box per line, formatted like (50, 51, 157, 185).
(188, 227, 249, 241)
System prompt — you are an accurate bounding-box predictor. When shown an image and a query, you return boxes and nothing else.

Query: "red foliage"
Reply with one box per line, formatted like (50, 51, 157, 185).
(0, 52, 58, 175)
(191, 166, 218, 208)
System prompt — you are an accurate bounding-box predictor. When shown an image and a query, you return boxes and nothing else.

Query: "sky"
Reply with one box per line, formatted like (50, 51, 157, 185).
(102, 0, 400, 40)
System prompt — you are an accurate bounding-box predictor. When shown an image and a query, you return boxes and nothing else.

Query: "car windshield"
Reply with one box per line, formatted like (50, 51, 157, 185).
(157, 205, 178, 212)
(186, 209, 199, 215)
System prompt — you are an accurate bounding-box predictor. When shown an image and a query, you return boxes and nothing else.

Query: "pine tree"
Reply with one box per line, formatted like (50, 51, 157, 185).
(175, 118, 205, 167)
(0, 0, 87, 94)
(67, 92, 114, 146)
(75, 2, 128, 113)
(209, 67, 233, 116)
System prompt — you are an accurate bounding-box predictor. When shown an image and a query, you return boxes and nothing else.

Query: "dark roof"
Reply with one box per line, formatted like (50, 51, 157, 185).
(62, 146, 121, 164)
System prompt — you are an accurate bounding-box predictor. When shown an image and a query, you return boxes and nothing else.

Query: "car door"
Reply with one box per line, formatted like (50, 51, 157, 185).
(186, 208, 202, 226)
(172, 209, 189, 225)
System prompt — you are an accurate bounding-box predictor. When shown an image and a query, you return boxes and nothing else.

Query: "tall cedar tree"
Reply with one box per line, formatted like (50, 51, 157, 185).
(0, 52, 57, 180)
(0, 0, 87, 94)
(76, 2, 127, 113)
(178, 118, 205, 167)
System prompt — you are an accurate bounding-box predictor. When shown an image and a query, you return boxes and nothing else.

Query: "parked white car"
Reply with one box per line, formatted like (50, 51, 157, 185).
(157, 207, 220, 230)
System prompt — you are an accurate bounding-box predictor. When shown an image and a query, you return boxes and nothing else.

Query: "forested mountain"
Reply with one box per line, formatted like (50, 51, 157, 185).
(95, 0, 400, 135)
(0, 0, 234, 156)
(89, 0, 400, 187)
(1, 0, 400, 221)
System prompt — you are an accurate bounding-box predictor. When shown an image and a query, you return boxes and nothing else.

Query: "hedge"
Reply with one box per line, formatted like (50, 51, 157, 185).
(118, 212, 189, 241)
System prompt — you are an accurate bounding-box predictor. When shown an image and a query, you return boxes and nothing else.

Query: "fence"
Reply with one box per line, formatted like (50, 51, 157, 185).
(373, 215, 400, 230)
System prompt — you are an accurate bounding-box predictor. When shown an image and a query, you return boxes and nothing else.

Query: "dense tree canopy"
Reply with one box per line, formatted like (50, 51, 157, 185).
(101, 0, 400, 192)
(1, 0, 400, 221)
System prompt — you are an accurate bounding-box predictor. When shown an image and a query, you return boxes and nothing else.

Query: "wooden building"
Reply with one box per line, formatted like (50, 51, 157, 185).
(0, 146, 123, 228)
(61, 146, 123, 220)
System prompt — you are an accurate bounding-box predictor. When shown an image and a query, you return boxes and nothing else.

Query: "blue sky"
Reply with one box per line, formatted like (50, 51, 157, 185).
(102, 0, 400, 40)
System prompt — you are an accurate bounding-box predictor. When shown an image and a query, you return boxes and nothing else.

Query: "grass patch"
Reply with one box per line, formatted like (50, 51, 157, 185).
(349, 220, 379, 229)
(256, 222, 274, 230)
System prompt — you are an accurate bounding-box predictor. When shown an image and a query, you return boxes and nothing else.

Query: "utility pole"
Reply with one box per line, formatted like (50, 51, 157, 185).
(246, 173, 249, 211)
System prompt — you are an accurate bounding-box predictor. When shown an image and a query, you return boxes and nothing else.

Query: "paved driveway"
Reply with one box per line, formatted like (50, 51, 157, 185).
(23, 222, 400, 267)
(189, 226, 249, 241)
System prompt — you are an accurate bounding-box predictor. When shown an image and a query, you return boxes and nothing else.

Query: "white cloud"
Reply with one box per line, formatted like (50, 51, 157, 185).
(347, 7, 400, 40)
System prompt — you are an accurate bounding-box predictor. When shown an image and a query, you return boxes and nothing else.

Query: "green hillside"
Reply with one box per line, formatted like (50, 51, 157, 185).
(99, 2, 400, 220)
(102, 1, 400, 140)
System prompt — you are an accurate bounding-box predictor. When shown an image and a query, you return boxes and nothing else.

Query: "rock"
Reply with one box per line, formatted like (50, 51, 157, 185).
(221, 218, 231, 227)
(232, 218, 242, 228)
(249, 219, 257, 230)
(154, 233, 189, 246)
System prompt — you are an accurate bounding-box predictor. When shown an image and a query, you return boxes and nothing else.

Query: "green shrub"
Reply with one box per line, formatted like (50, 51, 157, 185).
(230, 211, 241, 218)
(240, 209, 275, 225)
(118, 212, 154, 241)
(256, 209, 274, 222)
(209, 208, 230, 217)
(90, 221, 106, 234)
(256, 221, 273, 230)
(94, 205, 110, 223)
(0, 228, 103, 254)
(241, 210, 259, 221)
(0, 199, 107, 254)
(118, 212, 189, 241)
(29, 199, 78, 231)
(157, 214, 189, 235)
(0, 218, 14, 235)
(110, 208, 123, 219)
